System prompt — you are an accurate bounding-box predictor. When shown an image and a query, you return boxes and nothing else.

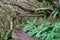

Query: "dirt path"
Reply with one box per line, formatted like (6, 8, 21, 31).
(14, 28, 37, 40)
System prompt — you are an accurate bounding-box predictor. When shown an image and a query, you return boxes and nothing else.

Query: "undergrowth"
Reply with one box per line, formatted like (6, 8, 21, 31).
(0, 0, 60, 40)
(24, 20, 60, 40)
(23, 0, 60, 40)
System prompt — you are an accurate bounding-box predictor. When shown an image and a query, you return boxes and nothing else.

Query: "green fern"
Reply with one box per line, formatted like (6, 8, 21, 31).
(23, 20, 60, 40)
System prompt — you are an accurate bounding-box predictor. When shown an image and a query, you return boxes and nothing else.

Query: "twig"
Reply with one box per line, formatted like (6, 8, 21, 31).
(10, 19, 13, 30)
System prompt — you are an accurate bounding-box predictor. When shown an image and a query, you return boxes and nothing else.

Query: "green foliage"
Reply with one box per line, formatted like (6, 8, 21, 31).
(50, 9, 59, 19)
(23, 1, 60, 39)
(0, 30, 12, 40)
(23, 21, 60, 40)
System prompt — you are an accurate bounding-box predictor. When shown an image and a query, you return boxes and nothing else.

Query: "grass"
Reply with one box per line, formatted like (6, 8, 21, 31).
(0, 0, 60, 40)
